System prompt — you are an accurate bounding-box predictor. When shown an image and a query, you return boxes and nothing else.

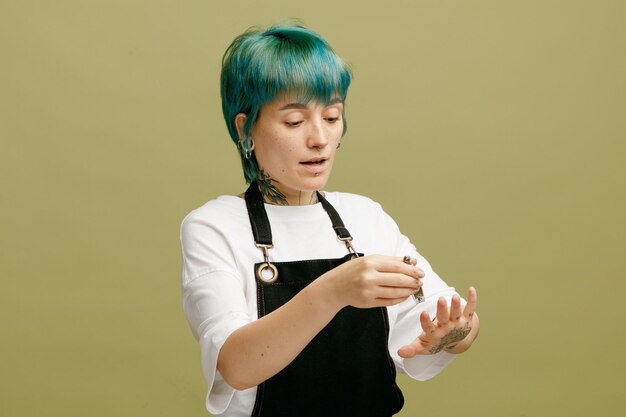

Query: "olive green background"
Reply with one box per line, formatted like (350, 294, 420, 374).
(1, 1, 625, 416)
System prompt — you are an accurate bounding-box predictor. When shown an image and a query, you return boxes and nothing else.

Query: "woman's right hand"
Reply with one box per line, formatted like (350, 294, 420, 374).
(319, 255, 425, 309)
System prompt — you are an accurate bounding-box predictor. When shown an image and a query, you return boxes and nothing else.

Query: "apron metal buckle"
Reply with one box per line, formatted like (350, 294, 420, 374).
(255, 243, 279, 284)
(338, 236, 360, 258)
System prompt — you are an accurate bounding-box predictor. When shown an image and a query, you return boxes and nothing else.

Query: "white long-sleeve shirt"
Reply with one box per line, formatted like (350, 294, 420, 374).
(180, 192, 459, 416)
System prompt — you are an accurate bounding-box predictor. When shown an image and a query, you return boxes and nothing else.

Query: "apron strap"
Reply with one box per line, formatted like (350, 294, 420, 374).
(316, 191, 351, 240)
(244, 182, 273, 246)
(244, 182, 355, 244)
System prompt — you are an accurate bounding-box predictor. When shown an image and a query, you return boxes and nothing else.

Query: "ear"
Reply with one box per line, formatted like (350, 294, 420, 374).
(234, 113, 247, 142)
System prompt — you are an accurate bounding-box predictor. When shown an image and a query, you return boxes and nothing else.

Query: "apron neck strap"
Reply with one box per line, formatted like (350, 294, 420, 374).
(316, 192, 352, 241)
(244, 182, 274, 246)
(244, 182, 354, 246)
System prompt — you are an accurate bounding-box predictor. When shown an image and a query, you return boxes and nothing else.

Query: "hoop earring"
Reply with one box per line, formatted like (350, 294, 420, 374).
(241, 137, 254, 160)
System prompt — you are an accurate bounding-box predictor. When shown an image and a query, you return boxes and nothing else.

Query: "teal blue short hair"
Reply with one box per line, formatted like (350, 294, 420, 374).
(220, 22, 353, 184)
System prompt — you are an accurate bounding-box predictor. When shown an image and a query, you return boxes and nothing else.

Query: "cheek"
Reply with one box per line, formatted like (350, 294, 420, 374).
(261, 142, 293, 174)
(335, 124, 345, 138)
(325, 125, 343, 142)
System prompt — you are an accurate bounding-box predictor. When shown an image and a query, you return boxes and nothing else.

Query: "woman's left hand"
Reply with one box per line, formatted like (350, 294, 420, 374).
(398, 287, 479, 357)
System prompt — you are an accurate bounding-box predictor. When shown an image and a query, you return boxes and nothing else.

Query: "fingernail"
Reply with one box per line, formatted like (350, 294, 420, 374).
(417, 269, 425, 278)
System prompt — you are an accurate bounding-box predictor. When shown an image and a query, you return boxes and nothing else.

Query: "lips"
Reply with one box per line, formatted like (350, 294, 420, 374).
(299, 157, 329, 174)
(300, 157, 328, 165)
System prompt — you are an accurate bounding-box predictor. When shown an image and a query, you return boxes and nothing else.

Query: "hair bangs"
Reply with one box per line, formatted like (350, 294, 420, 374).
(249, 36, 351, 108)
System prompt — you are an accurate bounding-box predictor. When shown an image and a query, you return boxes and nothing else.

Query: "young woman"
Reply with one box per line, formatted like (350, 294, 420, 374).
(180, 22, 479, 417)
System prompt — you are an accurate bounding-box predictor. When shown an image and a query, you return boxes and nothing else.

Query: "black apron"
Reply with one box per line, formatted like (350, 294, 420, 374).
(244, 183, 404, 417)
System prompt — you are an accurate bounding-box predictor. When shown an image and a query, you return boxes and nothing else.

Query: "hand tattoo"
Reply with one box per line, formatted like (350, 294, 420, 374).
(429, 322, 471, 354)
(257, 169, 288, 205)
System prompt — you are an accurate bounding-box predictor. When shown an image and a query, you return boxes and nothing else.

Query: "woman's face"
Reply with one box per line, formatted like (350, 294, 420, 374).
(239, 94, 344, 200)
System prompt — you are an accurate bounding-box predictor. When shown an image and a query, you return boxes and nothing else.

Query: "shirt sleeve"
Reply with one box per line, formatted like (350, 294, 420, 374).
(376, 207, 461, 380)
(180, 211, 252, 414)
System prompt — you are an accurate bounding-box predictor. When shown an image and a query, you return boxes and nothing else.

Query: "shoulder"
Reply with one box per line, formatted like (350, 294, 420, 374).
(323, 191, 405, 254)
(180, 195, 248, 239)
(324, 191, 384, 212)
(325, 191, 379, 205)
(323, 191, 389, 223)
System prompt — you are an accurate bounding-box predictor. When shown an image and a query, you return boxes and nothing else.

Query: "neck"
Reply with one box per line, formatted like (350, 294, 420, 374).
(255, 181, 318, 206)
(263, 189, 319, 206)
(292, 191, 319, 206)
(255, 169, 321, 206)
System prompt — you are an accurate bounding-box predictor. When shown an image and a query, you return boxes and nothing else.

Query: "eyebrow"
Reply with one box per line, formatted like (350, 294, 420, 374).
(277, 97, 343, 111)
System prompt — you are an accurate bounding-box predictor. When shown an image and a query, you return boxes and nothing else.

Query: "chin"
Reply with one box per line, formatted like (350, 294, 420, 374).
(297, 176, 330, 192)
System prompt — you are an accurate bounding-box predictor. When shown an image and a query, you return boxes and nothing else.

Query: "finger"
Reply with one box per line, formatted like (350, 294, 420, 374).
(377, 272, 423, 289)
(419, 310, 435, 334)
(397, 345, 417, 358)
(376, 286, 422, 300)
(436, 296, 449, 325)
(449, 294, 462, 321)
(463, 286, 478, 319)
(371, 256, 424, 279)
(390, 263, 425, 279)
(398, 342, 428, 358)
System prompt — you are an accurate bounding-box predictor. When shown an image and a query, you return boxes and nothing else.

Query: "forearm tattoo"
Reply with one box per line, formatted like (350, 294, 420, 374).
(429, 322, 472, 354)
(257, 168, 288, 205)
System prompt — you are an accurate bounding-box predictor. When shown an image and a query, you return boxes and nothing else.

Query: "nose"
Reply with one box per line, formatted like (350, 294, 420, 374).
(306, 118, 329, 150)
